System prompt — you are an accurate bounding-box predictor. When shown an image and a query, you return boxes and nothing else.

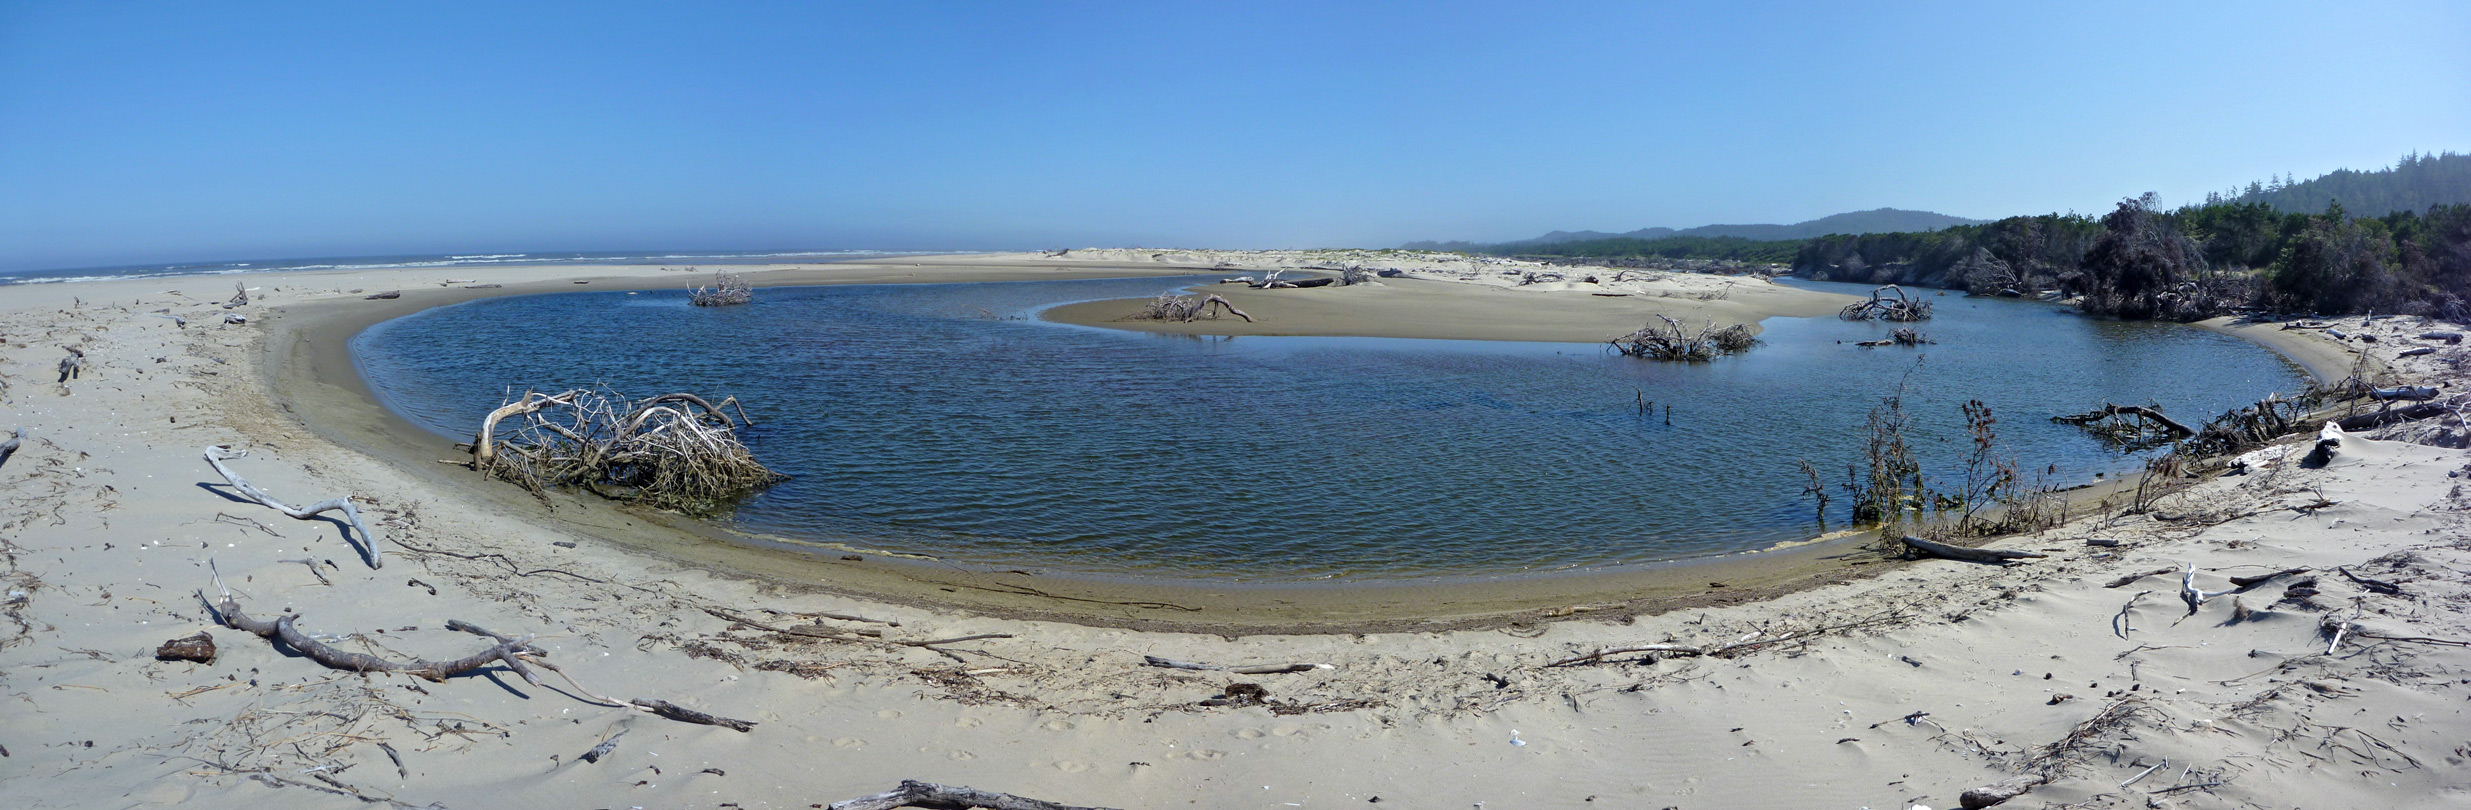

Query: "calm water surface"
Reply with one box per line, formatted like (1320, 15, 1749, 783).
(354, 276, 2306, 581)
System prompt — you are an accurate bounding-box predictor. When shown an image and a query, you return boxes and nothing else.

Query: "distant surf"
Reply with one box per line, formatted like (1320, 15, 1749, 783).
(0, 249, 961, 286)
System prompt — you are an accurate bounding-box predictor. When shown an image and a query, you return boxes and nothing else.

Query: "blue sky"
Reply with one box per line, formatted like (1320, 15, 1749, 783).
(1, 1, 2465, 273)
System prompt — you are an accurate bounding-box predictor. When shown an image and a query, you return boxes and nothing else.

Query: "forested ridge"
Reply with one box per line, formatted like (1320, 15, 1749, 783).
(1440, 152, 2471, 322)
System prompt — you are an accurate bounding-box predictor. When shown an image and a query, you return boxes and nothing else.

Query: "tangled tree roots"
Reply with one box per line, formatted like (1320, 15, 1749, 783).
(1839, 285, 1934, 322)
(1610, 315, 1759, 362)
(689, 272, 754, 307)
(470, 388, 782, 514)
(1133, 293, 1253, 323)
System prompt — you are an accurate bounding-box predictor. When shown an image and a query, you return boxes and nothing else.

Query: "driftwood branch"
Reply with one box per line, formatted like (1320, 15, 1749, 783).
(828, 780, 1120, 810)
(209, 590, 533, 683)
(204, 445, 382, 569)
(2054, 404, 2195, 437)
(1142, 655, 1333, 674)
(1902, 535, 2046, 563)
(1545, 644, 1707, 667)
(0, 427, 22, 469)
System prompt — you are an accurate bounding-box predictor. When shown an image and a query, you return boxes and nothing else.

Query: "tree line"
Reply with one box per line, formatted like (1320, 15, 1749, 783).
(1799, 195, 2470, 322)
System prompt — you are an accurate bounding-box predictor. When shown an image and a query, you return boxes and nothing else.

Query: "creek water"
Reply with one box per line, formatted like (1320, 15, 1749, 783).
(354, 275, 2306, 582)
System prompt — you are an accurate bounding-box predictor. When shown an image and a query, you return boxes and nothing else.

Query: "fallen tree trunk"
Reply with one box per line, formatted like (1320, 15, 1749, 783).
(2370, 385, 2440, 401)
(1901, 535, 2047, 563)
(828, 780, 1120, 810)
(204, 445, 382, 569)
(2335, 394, 2468, 431)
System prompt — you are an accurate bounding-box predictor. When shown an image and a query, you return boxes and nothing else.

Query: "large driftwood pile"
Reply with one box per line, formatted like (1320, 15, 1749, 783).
(689, 271, 754, 307)
(1132, 293, 1253, 323)
(1839, 285, 1933, 322)
(1609, 314, 1758, 362)
(470, 388, 781, 513)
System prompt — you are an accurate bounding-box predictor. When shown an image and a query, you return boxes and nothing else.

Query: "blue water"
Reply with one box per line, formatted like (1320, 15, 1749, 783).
(0, 249, 953, 286)
(353, 276, 2308, 582)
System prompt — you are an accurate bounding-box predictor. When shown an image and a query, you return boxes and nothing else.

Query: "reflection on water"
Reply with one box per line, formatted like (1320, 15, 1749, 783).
(354, 275, 2305, 581)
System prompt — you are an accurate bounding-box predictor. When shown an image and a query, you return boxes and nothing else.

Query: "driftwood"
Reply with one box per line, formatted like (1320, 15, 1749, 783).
(828, 780, 1119, 810)
(2229, 567, 2308, 588)
(1959, 774, 2048, 808)
(1609, 314, 1758, 361)
(204, 446, 382, 569)
(1901, 535, 2046, 563)
(57, 347, 84, 383)
(2054, 404, 2195, 437)
(689, 272, 754, 306)
(1132, 293, 1252, 323)
(1142, 655, 1332, 674)
(2397, 347, 2436, 358)
(2300, 422, 2346, 466)
(363, 291, 401, 300)
(223, 281, 249, 309)
(2178, 563, 2225, 615)
(1545, 644, 1708, 667)
(211, 591, 532, 682)
(156, 632, 217, 663)
(0, 427, 22, 469)
(2370, 385, 2440, 401)
(1839, 285, 1933, 322)
(633, 699, 757, 732)
(2336, 393, 2468, 431)
(580, 730, 627, 763)
(470, 388, 779, 514)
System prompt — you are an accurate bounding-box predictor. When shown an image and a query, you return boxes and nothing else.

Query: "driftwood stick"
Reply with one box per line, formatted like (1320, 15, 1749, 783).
(1142, 655, 1334, 674)
(2179, 563, 2222, 616)
(2336, 566, 2405, 595)
(204, 446, 382, 569)
(828, 780, 1120, 810)
(580, 730, 627, 763)
(1544, 644, 1706, 667)
(629, 699, 756, 732)
(2105, 567, 2175, 588)
(2229, 567, 2309, 589)
(1902, 535, 2046, 563)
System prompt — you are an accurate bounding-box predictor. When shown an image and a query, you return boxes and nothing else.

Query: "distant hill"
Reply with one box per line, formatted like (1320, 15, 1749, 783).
(1402, 208, 1984, 251)
(2213, 151, 2470, 217)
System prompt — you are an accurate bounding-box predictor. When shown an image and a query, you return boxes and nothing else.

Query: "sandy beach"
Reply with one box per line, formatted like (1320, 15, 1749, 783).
(2, 254, 2466, 809)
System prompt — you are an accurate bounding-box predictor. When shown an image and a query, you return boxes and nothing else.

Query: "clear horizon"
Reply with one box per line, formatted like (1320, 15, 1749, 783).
(3, 1, 2466, 274)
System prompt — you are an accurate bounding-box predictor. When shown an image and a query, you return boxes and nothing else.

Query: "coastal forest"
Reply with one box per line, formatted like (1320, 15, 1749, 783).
(1466, 152, 2471, 322)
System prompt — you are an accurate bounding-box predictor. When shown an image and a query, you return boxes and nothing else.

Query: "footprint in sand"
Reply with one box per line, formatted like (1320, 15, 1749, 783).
(947, 750, 977, 761)
(832, 737, 866, 750)
(1042, 719, 1076, 731)
(1270, 724, 1320, 737)
(875, 709, 903, 719)
(1187, 749, 1228, 760)
(1231, 728, 1267, 739)
(953, 716, 984, 728)
(1055, 761, 1091, 773)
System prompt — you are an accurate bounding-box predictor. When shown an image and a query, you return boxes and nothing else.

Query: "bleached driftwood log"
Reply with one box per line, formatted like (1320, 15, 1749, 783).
(828, 780, 1119, 810)
(1142, 655, 1332, 674)
(204, 445, 382, 569)
(1901, 535, 2046, 564)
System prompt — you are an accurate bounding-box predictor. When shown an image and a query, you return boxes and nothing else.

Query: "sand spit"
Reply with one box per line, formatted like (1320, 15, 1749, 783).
(0, 259, 2466, 809)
